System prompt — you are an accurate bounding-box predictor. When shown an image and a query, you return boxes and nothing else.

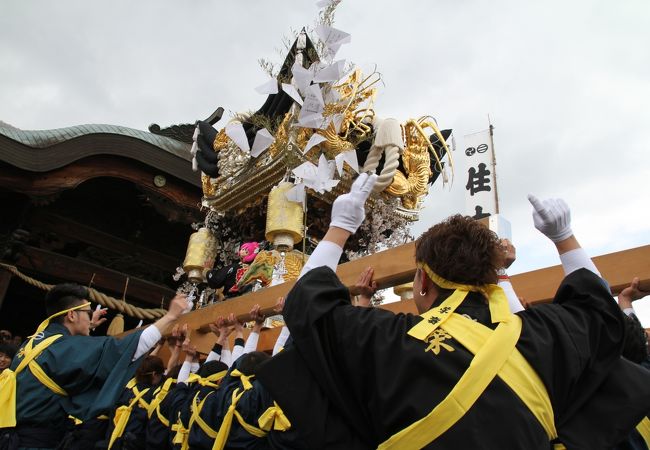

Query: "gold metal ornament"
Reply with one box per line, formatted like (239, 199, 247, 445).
(182, 227, 218, 283)
(385, 117, 453, 210)
(265, 182, 304, 248)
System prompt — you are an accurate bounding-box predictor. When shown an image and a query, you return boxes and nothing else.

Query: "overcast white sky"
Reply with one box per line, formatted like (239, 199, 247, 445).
(1, 1, 649, 322)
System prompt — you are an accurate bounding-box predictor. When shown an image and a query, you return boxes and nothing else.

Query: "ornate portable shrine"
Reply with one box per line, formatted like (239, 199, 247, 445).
(170, 14, 454, 302)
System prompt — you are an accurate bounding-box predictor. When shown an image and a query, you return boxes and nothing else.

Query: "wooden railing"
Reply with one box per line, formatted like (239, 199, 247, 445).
(132, 243, 650, 358)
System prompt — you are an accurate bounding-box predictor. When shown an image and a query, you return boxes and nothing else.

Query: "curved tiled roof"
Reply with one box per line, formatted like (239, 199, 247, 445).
(0, 123, 200, 186)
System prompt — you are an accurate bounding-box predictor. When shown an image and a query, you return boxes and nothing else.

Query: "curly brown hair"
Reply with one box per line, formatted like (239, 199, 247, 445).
(415, 214, 504, 286)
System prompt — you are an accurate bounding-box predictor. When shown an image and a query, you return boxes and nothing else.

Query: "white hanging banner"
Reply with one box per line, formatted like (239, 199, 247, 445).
(462, 129, 497, 219)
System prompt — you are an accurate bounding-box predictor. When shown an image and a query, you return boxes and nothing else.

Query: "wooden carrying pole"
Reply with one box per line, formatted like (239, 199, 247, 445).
(118, 243, 650, 356)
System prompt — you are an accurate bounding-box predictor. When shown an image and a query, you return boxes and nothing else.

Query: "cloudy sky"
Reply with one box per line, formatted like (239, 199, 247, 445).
(1, 1, 649, 321)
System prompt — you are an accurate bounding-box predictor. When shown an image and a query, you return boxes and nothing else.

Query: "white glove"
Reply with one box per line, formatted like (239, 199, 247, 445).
(528, 194, 573, 242)
(330, 173, 378, 233)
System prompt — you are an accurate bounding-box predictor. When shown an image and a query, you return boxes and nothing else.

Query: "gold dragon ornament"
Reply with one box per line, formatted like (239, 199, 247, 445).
(385, 117, 453, 211)
(200, 66, 452, 216)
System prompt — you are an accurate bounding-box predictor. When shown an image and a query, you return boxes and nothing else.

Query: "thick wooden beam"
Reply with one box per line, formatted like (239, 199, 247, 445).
(171, 242, 416, 334)
(120, 244, 650, 355)
(27, 211, 179, 272)
(169, 243, 650, 335)
(15, 245, 176, 306)
(337, 241, 416, 289)
(510, 245, 650, 304)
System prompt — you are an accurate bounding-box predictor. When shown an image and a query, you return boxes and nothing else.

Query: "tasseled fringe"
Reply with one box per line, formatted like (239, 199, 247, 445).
(107, 313, 125, 336)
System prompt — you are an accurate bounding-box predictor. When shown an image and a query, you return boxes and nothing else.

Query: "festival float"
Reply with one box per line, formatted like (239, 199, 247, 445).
(169, 3, 454, 311)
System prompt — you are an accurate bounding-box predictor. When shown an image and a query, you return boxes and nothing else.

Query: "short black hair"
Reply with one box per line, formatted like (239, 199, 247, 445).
(45, 283, 89, 322)
(237, 351, 270, 376)
(0, 343, 18, 360)
(198, 360, 228, 378)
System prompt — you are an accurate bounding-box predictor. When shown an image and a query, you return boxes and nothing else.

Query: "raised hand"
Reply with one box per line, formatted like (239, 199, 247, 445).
(181, 324, 197, 359)
(500, 239, 517, 269)
(330, 173, 378, 233)
(249, 304, 265, 332)
(619, 277, 650, 309)
(218, 316, 234, 344)
(168, 324, 182, 353)
(528, 194, 573, 243)
(167, 293, 189, 320)
(233, 316, 244, 338)
(90, 306, 108, 330)
(349, 266, 377, 307)
(250, 304, 265, 324)
(273, 297, 285, 314)
(209, 316, 224, 336)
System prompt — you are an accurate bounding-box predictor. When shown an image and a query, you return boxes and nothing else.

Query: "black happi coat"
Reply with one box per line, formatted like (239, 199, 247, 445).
(105, 381, 156, 450)
(182, 383, 220, 450)
(257, 267, 650, 450)
(167, 381, 204, 450)
(145, 380, 177, 450)
(195, 360, 274, 450)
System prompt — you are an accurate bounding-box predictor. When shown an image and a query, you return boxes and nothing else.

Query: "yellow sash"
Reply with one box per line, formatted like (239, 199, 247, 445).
(444, 314, 556, 439)
(107, 382, 150, 450)
(188, 391, 218, 446)
(192, 392, 218, 437)
(379, 265, 556, 449)
(637, 417, 650, 448)
(211, 388, 246, 450)
(170, 392, 213, 450)
(155, 404, 171, 428)
(170, 369, 230, 449)
(258, 402, 291, 432)
(171, 414, 189, 446)
(194, 370, 228, 388)
(0, 333, 64, 429)
(230, 369, 254, 390)
(211, 371, 268, 450)
(147, 377, 175, 419)
(0, 302, 90, 428)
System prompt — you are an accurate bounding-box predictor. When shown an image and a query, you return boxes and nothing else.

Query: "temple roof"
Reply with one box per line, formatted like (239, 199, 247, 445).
(0, 123, 198, 186)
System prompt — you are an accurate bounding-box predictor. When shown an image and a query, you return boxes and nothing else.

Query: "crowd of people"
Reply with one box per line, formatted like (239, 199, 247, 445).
(0, 173, 649, 449)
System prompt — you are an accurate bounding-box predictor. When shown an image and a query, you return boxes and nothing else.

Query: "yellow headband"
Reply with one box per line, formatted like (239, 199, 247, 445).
(416, 262, 485, 293)
(30, 301, 92, 338)
(416, 262, 511, 325)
